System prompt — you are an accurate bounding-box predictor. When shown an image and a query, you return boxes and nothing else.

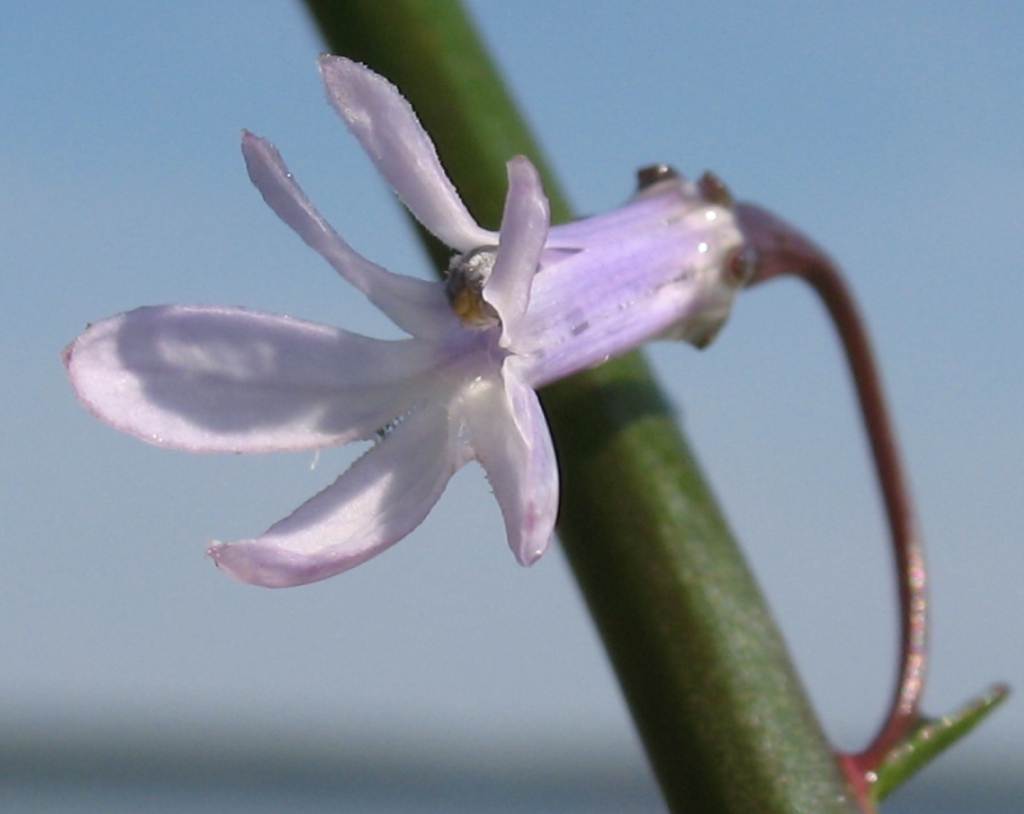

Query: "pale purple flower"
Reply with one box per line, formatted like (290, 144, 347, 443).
(63, 56, 748, 588)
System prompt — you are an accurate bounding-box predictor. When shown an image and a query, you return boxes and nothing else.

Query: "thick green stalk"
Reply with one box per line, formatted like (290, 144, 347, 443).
(302, 1, 859, 810)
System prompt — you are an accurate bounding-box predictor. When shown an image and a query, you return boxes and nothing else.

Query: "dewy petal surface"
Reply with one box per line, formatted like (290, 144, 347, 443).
(242, 131, 457, 341)
(464, 370, 558, 566)
(484, 156, 549, 345)
(208, 399, 463, 587)
(318, 55, 495, 253)
(64, 305, 442, 452)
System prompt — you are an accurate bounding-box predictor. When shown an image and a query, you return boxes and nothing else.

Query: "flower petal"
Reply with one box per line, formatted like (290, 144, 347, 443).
(464, 370, 558, 566)
(64, 305, 441, 452)
(318, 55, 495, 253)
(484, 156, 549, 346)
(242, 131, 457, 340)
(207, 400, 463, 587)
(517, 199, 745, 388)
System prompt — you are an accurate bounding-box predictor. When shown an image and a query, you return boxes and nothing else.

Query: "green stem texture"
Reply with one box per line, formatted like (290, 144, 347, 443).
(302, 2, 860, 811)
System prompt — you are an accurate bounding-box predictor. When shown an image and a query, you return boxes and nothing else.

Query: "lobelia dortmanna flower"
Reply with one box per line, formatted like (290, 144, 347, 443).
(63, 56, 751, 588)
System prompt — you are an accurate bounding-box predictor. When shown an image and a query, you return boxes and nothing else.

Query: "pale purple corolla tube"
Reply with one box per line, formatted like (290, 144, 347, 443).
(63, 56, 748, 588)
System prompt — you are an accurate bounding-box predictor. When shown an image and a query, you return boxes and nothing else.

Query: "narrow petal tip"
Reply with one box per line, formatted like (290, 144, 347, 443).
(207, 540, 287, 588)
(515, 537, 550, 567)
(206, 539, 339, 589)
(483, 155, 549, 338)
(317, 53, 494, 252)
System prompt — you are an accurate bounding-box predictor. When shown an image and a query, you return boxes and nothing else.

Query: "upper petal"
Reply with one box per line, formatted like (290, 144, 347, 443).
(484, 156, 549, 346)
(242, 131, 458, 341)
(207, 399, 463, 587)
(64, 305, 441, 452)
(318, 55, 495, 253)
(462, 370, 558, 566)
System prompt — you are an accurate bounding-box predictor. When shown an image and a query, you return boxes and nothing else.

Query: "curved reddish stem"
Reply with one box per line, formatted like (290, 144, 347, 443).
(734, 202, 928, 783)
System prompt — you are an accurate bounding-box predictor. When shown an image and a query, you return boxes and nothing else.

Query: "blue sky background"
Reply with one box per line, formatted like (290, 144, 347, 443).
(1, 0, 1021, 782)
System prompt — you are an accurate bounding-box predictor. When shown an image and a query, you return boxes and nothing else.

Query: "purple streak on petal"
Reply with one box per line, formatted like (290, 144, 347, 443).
(207, 400, 463, 587)
(465, 371, 558, 566)
(517, 204, 744, 387)
(546, 184, 688, 247)
(64, 305, 442, 452)
(242, 131, 457, 340)
(485, 157, 549, 346)
(318, 55, 495, 253)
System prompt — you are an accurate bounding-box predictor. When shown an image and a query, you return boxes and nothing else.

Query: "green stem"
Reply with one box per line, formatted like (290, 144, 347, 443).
(302, 1, 858, 810)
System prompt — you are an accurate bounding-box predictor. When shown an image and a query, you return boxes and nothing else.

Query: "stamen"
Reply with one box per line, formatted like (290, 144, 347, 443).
(446, 246, 501, 327)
